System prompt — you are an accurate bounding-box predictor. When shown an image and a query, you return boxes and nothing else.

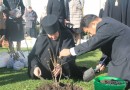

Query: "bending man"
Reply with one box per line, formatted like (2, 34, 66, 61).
(59, 14, 130, 90)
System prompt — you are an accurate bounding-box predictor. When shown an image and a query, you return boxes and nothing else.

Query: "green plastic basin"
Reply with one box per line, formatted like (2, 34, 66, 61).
(94, 76, 126, 90)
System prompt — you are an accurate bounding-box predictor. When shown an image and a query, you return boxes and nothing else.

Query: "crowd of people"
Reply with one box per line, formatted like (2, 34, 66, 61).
(0, 0, 84, 50)
(0, 0, 130, 90)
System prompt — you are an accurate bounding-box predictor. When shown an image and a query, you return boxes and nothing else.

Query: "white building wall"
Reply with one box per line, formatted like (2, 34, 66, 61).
(22, 0, 31, 7)
(83, 0, 106, 16)
(31, 0, 48, 22)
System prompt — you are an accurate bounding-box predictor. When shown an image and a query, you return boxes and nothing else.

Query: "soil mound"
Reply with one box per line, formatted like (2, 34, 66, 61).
(36, 83, 83, 90)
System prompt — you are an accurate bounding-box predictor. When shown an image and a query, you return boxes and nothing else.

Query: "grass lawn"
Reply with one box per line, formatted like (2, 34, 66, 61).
(0, 47, 107, 90)
(0, 47, 8, 52)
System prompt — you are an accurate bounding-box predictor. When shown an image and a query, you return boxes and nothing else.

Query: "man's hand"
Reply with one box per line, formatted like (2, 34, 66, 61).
(33, 67, 42, 77)
(59, 49, 71, 59)
(96, 64, 105, 71)
(52, 64, 62, 77)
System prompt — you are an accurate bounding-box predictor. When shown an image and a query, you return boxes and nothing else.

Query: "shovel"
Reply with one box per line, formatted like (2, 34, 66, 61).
(83, 56, 107, 82)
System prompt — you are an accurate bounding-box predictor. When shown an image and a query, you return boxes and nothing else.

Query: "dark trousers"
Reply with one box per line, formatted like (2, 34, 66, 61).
(26, 27, 37, 38)
(0, 29, 5, 36)
(58, 18, 65, 27)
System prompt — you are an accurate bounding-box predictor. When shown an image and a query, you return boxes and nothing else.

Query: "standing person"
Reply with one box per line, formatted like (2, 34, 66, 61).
(59, 14, 130, 90)
(102, 0, 129, 26)
(47, 0, 66, 26)
(3, 0, 25, 52)
(126, 0, 130, 27)
(68, 0, 83, 45)
(0, 0, 6, 44)
(24, 6, 37, 38)
(28, 15, 86, 79)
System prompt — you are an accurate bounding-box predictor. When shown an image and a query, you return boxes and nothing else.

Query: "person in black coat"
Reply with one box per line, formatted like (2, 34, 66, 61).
(102, 0, 129, 26)
(126, 0, 130, 27)
(59, 14, 130, 90)
(47, 0, 66, 26)
(28, 15, 85, 79)
(3, 0, 25, 51)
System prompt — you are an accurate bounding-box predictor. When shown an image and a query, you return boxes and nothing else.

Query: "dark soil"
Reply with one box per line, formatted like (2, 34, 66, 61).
(36, 83, 83, 90)
(100, 80, 124, 85)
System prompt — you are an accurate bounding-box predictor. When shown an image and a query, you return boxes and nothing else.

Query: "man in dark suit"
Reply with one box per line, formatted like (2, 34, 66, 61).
(47, 0, 66, 26)
(59, 14, 130, 89)
(103, 0, 129, 26)
(28, 15, 85, 79)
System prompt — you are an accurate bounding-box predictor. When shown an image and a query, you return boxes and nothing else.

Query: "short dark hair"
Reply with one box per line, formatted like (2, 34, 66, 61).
(80, 14, 98, 30)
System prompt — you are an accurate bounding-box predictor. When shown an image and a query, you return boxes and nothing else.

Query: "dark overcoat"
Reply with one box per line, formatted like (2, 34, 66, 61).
(3, 0, 25, 41)
(74, 17, 130, 81)
(126, 0, 130, 27)
(47, 0, 66, 24)
(28, 25, 82, 79)
(103, 0, 128, 25)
